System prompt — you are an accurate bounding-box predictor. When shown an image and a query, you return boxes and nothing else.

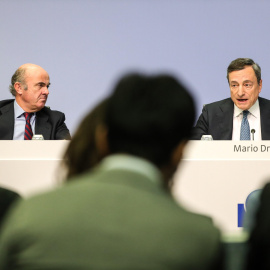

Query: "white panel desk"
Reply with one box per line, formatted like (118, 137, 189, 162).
(172, 141, 270, 234)
(0, 141, 69, 197)
(1, 141, 270, 234)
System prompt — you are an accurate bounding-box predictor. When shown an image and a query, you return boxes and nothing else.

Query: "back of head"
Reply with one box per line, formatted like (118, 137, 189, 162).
(63, 99, 109, 179)
(106, 73, 196, 167)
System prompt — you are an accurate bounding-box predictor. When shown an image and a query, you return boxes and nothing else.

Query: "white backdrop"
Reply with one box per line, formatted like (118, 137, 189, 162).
(1, 0, 270, 135)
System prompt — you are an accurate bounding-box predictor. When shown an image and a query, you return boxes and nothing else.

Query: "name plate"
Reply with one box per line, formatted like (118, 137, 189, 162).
(234, 144, 270, 153)
(184, 141, 270, 160)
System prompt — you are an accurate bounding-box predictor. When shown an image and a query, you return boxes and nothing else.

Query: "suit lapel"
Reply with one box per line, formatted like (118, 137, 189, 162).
(35, 109, 51, 140)
(259, 97, 270, 140)
(0, 101, 15, 140)
(214, 99, 234, 140)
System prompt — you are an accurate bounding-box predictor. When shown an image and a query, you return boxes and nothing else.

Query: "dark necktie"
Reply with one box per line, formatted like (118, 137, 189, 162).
(240, 110, 250, 140)
(24, 112, 33, 140)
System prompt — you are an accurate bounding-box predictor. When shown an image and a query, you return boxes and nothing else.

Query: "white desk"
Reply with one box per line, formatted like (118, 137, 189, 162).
(1, 140, 269, 234)
(0, 141, 69, 197)
(172, 141, 270, 234)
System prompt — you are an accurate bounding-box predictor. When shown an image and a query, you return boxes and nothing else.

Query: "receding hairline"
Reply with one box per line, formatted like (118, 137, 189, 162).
(18, 63, 49, 78)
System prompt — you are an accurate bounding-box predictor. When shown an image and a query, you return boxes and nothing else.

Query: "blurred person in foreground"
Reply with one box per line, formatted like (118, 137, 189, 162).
(0, 63, 71, 140)
(0, 187, 21, 229)
(62, 98, 109, 179)
(0, 73, 223, 270)
(245, 182, 270, 270)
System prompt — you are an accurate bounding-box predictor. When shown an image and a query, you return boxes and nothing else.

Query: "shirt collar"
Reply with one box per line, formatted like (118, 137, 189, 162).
(98, 154, 162, 184)
(234, 99, 260, 118)
(14, 100, 36, 119)
(14, 100, 25, 119)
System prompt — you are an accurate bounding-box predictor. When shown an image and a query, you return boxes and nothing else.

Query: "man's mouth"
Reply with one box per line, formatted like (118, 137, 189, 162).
(237, 99, 248, 103)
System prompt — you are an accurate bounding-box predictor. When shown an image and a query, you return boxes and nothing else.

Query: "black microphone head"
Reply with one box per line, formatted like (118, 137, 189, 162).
(251, 129, 256, 134)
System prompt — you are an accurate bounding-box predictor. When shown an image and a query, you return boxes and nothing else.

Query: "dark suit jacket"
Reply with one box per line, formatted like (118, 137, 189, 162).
(191, 97, 270, 140)
(0, 187, 21, 228)
(0, 99, 71, 140)
(245, 182, 270, 270)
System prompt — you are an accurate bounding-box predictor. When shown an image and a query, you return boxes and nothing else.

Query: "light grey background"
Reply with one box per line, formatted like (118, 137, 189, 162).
(1, 0, 269, 135)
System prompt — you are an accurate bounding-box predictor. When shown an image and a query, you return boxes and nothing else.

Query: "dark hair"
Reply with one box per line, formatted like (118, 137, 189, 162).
(227, 58, 261, 84)
(62, 99, 108, 180)
(106, 73, 195, 167)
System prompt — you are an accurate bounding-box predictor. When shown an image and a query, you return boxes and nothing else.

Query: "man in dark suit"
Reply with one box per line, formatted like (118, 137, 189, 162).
(0, 74, 223, 269)
(192, 58, 270, 140)
(0, 63, 70, 140)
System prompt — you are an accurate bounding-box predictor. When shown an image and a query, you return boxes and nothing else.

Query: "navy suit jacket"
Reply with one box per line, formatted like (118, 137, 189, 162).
(191, 97, 270, 140)
(0, 99, 71, 140)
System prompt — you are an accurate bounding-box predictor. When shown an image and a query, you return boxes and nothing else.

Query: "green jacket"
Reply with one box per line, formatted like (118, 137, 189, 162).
(0, 155, 222, 270)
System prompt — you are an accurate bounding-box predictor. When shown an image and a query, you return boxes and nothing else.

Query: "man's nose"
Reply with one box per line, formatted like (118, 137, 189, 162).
(42, 87, 49, 95)
(238, 86, 244, 96)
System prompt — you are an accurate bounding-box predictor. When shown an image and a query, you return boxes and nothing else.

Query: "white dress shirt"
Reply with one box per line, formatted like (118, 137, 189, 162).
(232, 99, 261, 140)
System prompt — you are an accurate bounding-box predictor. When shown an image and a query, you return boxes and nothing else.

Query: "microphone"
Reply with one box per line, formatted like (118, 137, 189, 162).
(32, 134, 44, 140)
(201, 135, 213, 141)
(251, 129, 255, 141)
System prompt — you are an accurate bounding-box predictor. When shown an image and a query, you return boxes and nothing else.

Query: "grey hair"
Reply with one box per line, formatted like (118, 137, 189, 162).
(227, 58, 261, 85)
(9, 67, 28, 96)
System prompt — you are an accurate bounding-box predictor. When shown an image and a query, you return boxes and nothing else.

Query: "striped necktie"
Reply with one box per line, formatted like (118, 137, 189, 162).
(240, 110, 250, 140)
(24, 112, 33, 140)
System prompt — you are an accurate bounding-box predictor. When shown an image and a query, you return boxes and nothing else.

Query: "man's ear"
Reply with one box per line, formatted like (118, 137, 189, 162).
(170, 140, 188, 167)
(259, 79, 262, 93)
(14, 82, 23, 95)
(95, 124, 110, 158)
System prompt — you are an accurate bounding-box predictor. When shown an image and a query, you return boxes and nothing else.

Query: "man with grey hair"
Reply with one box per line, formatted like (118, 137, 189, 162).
(192, 58, 270, 140)
(0, 63, 71, 140)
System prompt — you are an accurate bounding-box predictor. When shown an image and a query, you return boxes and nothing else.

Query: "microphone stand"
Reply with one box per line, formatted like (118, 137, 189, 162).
(251, 129, 255, 141)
